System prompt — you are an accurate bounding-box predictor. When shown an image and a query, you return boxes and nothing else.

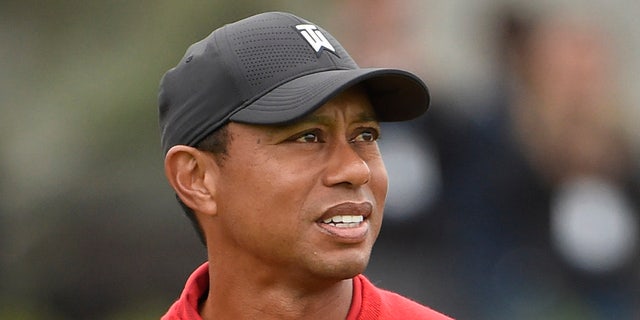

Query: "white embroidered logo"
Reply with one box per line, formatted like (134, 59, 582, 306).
(295, 24, 336, 56)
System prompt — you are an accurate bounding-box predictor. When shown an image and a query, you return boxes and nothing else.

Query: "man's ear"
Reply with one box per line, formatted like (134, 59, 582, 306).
(164, 145, 219, 216)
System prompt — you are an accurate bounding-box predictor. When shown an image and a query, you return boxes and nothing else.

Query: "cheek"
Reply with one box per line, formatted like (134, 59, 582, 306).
(368, 159, 389, 223)
(361, 146, 388, 199)
(218, 154, 315, 221)
(372, 159, 389, 198)
(216, 158, 323, 256)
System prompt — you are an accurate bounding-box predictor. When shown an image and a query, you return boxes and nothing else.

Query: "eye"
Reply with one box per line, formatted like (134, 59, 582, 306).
(352, 128, 379, 142)
(293, 130, 323, 143)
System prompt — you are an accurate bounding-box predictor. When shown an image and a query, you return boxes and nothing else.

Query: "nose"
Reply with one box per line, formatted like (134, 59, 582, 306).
(323, 141, 371, 187)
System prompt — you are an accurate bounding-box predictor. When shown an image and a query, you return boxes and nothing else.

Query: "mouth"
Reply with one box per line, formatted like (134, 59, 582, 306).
(321, 215, 365, 228)
(316, 202, 372, 242)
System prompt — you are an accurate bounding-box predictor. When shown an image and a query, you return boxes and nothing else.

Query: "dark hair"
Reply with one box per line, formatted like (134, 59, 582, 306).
(177, 125, 230, 246)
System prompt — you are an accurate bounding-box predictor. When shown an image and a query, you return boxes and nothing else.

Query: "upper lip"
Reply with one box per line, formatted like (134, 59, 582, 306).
(318, 202, 373, 222)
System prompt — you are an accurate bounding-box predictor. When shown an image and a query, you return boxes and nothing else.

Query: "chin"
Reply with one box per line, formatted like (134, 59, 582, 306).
(316, 251, 372, 280)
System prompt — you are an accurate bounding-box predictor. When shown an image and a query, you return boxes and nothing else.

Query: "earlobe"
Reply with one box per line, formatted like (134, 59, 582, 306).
(164, 145, 218, 216)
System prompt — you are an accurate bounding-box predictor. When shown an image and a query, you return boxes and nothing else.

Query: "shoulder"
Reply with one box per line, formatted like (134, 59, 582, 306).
(357, 275, 454, 320)
(375, 288, 453, 319)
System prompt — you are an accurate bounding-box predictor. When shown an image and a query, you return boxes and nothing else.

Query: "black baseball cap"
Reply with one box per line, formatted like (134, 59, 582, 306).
(159, 11, 430, 154)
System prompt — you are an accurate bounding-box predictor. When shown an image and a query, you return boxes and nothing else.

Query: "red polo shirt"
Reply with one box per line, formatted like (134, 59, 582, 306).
(162, 262, 453, 320)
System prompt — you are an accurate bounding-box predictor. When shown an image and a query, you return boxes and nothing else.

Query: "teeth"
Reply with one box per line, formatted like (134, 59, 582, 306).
(322, 215, 364, 224)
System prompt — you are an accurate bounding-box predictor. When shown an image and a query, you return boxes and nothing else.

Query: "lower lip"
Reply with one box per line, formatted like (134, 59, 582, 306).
(316, 220, 369, 243)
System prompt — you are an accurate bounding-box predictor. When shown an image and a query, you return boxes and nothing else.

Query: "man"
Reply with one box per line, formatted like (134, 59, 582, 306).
(158, 11, 452, 320)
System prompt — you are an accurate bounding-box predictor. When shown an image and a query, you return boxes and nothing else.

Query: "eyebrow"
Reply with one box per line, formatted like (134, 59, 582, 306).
(263, 111, 378, 138)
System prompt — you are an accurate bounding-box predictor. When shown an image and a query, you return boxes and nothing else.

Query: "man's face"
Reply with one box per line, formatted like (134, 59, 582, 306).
(210, 87, 388, 283)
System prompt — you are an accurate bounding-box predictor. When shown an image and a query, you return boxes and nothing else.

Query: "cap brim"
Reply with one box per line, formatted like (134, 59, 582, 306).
(229, 68, 430, 125)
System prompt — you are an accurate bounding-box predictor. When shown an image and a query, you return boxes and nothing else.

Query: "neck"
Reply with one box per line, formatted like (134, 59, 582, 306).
(200, 264, 354, 320)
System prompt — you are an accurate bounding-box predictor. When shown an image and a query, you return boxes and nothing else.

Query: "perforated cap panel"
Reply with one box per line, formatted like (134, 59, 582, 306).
(232, 25, 318, 87)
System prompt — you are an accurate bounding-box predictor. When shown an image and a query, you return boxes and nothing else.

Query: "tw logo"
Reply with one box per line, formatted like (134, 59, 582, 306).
(295, 24, 336, 56)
